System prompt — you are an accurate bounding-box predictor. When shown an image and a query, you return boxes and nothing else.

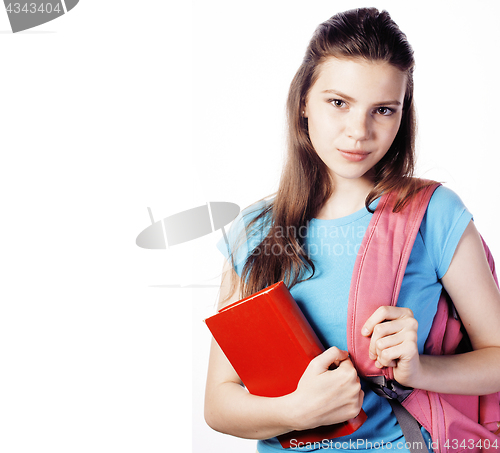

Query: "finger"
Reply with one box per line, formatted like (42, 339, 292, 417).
(369, 317, 417, 359)
(362, 306, 414, 337)
(352, 389, 365, 418)
(374, 331, 404, 356)
(376, 323, 418, 352)
(334, 359, 362, 389)
(337, 358, 363, 385)
(309, 347, 349, 373)
(358, 389, 365, 408)
(375, 359, 397, 369)
(375, 340, 418, 368)
(336, 356, 357, 371)
(373, 340, 400, 368)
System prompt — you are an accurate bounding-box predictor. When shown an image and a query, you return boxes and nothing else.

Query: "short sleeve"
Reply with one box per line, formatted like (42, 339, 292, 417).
(216, 199, 271, 276)
(420, 185, 473, 279)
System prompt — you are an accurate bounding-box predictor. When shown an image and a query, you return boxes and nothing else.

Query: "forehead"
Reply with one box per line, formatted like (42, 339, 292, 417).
(310, 57, 407, 102)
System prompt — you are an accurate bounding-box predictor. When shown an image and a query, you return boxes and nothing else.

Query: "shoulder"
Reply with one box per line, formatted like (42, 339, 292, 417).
(216, 197, 274, 275)
(420, 185, 473, 278)
(232, 197, 274, 242)
(424, 185, 471, 236)
(427, 184, 467, 213)
(241, 198, 273, 226)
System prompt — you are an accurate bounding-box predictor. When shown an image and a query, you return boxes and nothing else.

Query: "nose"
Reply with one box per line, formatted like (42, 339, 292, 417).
(345, 112, 370, 141)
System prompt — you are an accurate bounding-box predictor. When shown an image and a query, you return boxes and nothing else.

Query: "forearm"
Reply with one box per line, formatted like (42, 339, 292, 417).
(414, 347, 500, 395)
(204, 381, 298, 440)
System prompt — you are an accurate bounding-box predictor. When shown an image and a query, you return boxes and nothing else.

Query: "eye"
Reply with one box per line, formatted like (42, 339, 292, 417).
(375, 107, 394, 116)
(329, 99, 347, 108)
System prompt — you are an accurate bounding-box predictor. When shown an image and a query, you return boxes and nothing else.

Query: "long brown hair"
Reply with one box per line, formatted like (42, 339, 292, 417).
(234, 8, 430, 299)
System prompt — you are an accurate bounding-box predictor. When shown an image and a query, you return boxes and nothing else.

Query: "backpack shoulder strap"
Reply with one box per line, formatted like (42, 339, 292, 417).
(347, 180, 440, 380)
(347, 181, 500, 452)
(346, 181, 441, 453)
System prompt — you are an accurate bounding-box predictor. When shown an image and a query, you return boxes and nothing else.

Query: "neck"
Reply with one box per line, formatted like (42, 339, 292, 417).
(316, 176, 374, 220)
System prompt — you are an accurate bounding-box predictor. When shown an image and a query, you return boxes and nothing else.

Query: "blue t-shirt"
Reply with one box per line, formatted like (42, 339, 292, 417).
(216, 186, 472, 452)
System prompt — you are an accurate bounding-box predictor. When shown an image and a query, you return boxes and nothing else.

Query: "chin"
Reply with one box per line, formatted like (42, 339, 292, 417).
(328, 169, 373, 182)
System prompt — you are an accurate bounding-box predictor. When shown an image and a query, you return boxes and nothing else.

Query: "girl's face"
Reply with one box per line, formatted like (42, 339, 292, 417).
(304, 57, 407, 185)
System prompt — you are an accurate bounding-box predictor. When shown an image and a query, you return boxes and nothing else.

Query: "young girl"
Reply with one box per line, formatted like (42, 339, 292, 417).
(204, 7, 500, 452)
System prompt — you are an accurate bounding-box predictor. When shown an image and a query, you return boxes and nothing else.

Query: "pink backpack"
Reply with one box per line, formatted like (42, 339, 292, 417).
(347, 181, 500, 453)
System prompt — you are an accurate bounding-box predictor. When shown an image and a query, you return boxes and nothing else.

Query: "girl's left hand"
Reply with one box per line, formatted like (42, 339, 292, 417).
(361, 306, 421, 387)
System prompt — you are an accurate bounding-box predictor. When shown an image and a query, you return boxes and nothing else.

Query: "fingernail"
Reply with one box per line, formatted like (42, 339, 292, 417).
(361, 327, 369, 336)
(369, 352, 376, 360)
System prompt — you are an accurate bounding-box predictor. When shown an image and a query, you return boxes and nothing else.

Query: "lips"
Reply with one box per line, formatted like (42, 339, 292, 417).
(338, 149, 371, 162)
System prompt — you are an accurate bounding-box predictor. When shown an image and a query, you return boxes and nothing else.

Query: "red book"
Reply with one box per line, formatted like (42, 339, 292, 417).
(204, 281, 366, 448)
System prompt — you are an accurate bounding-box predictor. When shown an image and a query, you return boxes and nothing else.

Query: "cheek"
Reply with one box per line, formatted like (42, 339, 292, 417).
(308, 114, 341, 144)
(380, 117, 403, 146)
(306, 119, 325, 150)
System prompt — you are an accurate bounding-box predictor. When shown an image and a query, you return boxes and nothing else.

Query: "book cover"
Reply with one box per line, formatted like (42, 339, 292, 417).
(204, 281, 366, 448)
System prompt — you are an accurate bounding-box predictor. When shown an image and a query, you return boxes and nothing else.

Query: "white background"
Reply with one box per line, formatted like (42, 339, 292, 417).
(0, 1, 499, 452)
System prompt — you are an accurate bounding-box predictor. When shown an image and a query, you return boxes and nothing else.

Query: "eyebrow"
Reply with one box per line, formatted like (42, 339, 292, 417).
(321, 89, 402, 106)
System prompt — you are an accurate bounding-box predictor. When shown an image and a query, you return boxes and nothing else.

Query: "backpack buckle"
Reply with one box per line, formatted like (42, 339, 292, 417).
(366, 375, 414, 403)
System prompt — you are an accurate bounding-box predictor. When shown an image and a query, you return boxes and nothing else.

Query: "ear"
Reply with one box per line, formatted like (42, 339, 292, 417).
(302, 104, 308, 118)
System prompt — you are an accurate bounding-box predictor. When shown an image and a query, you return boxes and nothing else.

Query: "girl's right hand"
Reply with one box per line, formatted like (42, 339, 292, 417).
(289, 347, 364, 431)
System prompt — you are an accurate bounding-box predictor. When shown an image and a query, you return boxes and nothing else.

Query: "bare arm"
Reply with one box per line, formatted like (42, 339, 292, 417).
(204, 260, 364, 439)
(362, 221, 500, 395)
(417, 220, 500, 394)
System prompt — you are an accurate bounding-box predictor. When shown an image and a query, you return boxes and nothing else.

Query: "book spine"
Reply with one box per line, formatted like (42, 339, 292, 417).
(266, 288, 324, 364)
